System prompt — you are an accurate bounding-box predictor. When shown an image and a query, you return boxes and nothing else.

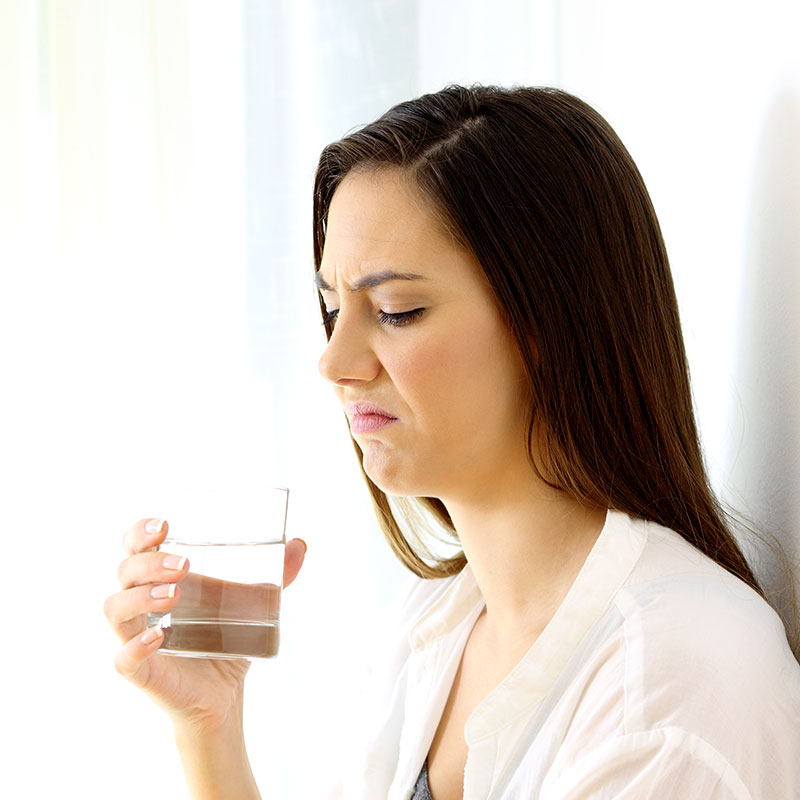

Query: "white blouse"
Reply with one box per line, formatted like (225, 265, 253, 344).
(324, 510, 800, 799)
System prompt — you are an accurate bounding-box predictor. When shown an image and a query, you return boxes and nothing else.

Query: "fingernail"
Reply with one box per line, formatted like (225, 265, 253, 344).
(145, 519, 165, 535)
(299, 539, 307, 555)
(141, 626, 163, 645)
(162, 554, 187, 571)
(151, 583, 176, 599)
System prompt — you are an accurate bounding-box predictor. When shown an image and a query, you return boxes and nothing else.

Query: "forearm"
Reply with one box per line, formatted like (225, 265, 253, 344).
(173, 699, 261, 800)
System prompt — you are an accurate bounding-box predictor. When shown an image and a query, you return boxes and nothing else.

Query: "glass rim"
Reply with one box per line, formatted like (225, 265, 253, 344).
(161, 537, 285, 547)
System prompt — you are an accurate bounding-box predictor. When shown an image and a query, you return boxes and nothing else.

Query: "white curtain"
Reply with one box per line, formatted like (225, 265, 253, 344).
(1, 1, 797, 797)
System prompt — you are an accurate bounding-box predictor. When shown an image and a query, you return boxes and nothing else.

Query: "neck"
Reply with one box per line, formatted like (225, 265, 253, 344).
(442, 475, 607, 655)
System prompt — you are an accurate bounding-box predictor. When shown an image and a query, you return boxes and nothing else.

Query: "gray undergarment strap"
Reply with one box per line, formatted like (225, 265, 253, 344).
(411, 757, 434, 800)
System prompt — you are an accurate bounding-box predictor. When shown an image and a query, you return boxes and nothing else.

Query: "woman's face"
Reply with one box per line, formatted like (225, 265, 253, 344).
(317, 169, 531, 502)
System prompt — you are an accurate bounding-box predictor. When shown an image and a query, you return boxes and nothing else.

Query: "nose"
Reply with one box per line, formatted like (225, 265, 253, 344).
(317, 311, 381, 386)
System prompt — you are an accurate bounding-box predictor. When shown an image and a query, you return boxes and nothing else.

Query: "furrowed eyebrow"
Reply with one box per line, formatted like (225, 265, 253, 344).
(314, 269, 427, 293)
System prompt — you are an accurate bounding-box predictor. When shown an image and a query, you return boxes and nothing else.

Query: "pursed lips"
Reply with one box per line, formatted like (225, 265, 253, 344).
(345, 401, 398, 434)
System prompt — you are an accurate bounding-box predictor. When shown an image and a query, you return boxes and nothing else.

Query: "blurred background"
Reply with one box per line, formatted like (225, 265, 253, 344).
(1, 0, 798, 796)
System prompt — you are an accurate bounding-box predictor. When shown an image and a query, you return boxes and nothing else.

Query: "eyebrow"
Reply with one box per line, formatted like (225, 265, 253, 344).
(314, 269, 427, 293)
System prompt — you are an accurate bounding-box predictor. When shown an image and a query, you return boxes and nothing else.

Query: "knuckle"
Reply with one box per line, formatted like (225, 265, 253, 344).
(124, 520, 150, 555)
(122, 527, 137, 555)
(103, 594, 115, 623)
(113, 650, 130, 678)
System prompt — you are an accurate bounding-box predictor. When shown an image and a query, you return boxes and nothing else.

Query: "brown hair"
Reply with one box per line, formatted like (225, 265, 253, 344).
(312, 84, 797, 654)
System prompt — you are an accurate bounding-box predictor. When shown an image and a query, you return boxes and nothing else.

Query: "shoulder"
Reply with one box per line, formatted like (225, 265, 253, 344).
(602, 517, 800, 793)
(617, 517, 797, 692)
(615, 564, 800, 731)
(544, 516, 800, 797)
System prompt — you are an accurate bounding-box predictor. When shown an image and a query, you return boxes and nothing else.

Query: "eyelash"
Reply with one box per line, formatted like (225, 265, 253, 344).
(322, 308, 425, 328)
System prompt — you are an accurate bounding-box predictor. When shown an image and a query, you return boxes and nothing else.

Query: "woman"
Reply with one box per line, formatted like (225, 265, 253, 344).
(105, 85, 800, 799)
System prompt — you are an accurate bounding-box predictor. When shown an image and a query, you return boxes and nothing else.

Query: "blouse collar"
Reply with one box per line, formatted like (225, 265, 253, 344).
(407, 509, 648, 740)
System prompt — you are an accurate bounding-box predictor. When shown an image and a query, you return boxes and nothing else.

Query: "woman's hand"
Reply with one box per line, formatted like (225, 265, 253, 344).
(104, 518, 306, 734)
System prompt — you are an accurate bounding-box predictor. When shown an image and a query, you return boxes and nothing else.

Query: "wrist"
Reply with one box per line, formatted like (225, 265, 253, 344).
(170, 676, 248, 738)
(172, 696, 260, 800)
(173, 712, 244, 754)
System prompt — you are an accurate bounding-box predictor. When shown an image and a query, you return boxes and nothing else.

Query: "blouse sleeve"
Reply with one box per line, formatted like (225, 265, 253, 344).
(540, 727, 754, 800)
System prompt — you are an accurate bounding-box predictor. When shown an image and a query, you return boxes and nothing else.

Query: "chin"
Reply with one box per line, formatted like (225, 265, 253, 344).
(360, 446, 436, 498)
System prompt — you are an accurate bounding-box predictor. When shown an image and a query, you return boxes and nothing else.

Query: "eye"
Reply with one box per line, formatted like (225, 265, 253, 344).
(378, 308, 425, 327)
(321, 308, 339, 327)
(321, 308, 425, 328)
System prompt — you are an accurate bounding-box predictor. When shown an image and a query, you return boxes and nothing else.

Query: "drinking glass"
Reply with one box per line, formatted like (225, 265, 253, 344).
(146, 486, 289, 660)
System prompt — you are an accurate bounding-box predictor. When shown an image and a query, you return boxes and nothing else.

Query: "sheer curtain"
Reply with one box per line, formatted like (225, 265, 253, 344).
(1, 1, 797, 797)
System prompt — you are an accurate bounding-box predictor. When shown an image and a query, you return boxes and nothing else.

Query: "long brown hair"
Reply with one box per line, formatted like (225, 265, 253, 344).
(312, 84, 797, 654)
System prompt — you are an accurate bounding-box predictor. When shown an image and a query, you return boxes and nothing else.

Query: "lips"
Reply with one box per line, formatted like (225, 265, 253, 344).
(345, 401, 398, 434)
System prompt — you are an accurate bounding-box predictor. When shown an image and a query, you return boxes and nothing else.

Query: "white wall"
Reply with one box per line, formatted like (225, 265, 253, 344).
(1, 1, 797, 797)
(555, 0, 800, 617)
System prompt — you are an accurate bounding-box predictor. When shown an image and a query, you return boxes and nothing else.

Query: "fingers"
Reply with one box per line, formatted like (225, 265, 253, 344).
(107, 529, 189, 644)
(104, 581, 182, 632)
(122, 518, 170, 557)
(283, 538, 307, 589)
(117, 548, 190, 590)
(114, 625, 163, 686)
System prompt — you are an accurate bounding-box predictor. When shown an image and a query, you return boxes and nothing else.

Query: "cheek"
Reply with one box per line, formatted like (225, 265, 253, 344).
(394, 315, 522, 414)
(385, 337, 447, 406)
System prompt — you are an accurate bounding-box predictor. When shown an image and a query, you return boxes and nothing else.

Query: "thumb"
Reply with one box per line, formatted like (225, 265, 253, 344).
(283, 538, 307, 588)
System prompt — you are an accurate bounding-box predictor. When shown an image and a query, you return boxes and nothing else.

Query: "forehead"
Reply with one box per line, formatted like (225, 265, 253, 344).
(319, 170, 467, 288)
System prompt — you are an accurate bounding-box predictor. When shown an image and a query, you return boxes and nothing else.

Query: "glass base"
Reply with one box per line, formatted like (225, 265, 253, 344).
(148, 618, 280, 660)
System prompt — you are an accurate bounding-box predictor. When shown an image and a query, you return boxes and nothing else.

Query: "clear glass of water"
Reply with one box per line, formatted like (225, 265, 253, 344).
(146, 486, 289, 660)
